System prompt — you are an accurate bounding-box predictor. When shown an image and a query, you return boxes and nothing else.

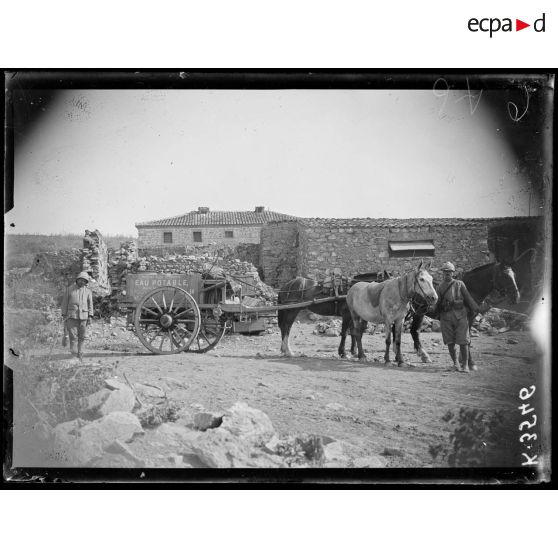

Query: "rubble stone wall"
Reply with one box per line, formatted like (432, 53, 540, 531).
(138, 225, 262, 249)
(81, 230, 109, 291)
(260, 221, 299, 287)
(108, 241, 138, 295)
(138, 242, 261, 269)
(298, 222, 489, 280)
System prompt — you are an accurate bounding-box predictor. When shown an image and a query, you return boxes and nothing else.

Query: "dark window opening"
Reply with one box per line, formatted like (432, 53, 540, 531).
(193, 231, 202, 242)
(225, 230, 234, 238)
(163, 232, 173, 244)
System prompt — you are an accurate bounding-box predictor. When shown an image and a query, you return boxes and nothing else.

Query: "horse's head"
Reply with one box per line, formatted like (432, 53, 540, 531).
(494, 263, 521, 305)
(410, 261, 438, 306)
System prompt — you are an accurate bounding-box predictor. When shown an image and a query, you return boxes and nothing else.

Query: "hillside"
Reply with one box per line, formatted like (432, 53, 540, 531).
(4, 233, 136, 270)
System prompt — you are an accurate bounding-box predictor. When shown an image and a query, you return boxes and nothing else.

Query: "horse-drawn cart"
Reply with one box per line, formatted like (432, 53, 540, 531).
(118, 271, 346, 355)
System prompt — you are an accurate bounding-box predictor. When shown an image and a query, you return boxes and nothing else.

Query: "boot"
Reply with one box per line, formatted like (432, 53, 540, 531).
(77, 341, 84, 361)
(70, 341, 77, 355)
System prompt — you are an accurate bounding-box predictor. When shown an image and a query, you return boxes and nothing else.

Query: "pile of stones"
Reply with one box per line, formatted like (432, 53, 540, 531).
(129, 253, 276, 304)
(81, 230, 110, 294)
(312, 317, 342, 337)
(472, 307, 529, 335)
(45, 383, 386, 468)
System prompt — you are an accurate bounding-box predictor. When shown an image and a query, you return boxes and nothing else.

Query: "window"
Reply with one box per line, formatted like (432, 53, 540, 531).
(193, 231, 202, 242)
(163, 232, 173, 244)
(225, 230, 234, 238)
(389, 240, 435, 258)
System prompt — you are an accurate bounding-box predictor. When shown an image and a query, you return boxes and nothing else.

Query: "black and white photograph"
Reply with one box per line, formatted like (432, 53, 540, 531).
(3, 72, 552, 482)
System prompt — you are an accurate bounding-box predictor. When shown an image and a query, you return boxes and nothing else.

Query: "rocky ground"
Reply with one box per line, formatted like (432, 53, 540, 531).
(7, 308, 544, 471)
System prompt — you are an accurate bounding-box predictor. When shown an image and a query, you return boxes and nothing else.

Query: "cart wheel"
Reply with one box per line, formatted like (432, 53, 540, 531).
(134, 286, 200, 354)
(188, 309, 228, 353)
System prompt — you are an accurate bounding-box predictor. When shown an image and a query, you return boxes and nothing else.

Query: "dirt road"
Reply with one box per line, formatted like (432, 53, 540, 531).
(27, 317, 539, 468)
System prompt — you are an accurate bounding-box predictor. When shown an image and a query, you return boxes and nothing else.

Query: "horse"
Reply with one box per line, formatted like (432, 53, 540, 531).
(278, 271, 391, 357)
(341, 261, 438, 366)
(408, 261, 521, 369)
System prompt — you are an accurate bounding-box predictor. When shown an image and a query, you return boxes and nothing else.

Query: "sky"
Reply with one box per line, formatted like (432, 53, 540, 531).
(6, 88, 541, 236)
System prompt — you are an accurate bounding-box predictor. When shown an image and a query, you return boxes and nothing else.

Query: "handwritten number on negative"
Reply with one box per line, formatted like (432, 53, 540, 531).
(518, 403, 535, 415)
(519, 415, 537, 431)
(519, 385, 536, 400)
(519, 432, 537, 443)
(521, 453, 539, 466)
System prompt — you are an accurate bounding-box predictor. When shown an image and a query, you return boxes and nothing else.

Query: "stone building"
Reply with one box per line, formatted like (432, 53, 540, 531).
(261, 217, 544, 299)
(136, 206, 298, 255)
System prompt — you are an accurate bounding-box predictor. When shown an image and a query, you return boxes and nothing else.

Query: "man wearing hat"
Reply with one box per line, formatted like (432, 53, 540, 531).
(436, 262, 483, 372)
(61, 271, 94, 360)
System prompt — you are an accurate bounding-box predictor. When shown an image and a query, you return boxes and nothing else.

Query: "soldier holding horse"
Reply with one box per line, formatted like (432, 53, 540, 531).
(436, 262, 484, 372)
(409, 260, 520, 370)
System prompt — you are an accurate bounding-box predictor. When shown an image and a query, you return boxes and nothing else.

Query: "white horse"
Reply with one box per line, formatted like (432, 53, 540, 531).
(343, 262, 438, 366)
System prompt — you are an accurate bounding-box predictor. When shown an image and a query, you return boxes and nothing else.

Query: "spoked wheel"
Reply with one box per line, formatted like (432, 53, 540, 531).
(134, 287, 201, 354)
(188, 308, 228, 353)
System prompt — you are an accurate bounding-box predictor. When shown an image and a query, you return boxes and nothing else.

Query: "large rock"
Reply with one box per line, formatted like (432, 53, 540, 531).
(85, 412, 143, 442)
(184, 402, 283, 467)
(190, 429, 285, 468)
(52, 412, 143, 466)
(155, 422, 202, 447)
(219, 402, 276, 445)
(78, 388, 111, 415)
(323, 441, 352, 467)
(99, 386, 136, 415)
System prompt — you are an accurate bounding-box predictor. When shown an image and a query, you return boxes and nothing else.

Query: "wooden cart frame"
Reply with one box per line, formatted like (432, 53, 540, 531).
(118, 271, 345, 355)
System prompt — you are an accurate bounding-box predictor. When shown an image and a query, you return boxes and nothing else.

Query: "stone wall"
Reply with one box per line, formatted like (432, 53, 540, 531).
(298, 220, 489, 280)
(138, 242, 261, 269)
(137, 225, 262, 249)
(81, 230, 110, 292)
(260, 218, 546, 285)
(260, 221, 299, 287)
(108, 240, 138, 295)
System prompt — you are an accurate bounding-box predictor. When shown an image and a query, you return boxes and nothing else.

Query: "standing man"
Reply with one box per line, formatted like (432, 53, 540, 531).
(61, 271, 94, 360)
(436, 262, 484, 372)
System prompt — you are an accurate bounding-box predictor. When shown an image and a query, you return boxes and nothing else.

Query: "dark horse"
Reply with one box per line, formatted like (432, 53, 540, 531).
(278, 271, 390, 357)
(409, 261, 521, 370)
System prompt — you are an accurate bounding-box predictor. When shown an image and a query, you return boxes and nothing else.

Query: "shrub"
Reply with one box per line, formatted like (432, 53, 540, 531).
(429, 407, 518, 467)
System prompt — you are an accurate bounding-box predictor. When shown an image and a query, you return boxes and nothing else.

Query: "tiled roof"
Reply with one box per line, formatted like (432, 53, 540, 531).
(298, 216, 541, 228)
(136, 210, 298, 228)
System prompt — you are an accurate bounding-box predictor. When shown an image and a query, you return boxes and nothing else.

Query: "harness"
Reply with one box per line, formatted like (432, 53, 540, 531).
(400, 271, 436, 320)
(436, 280, 461, 313)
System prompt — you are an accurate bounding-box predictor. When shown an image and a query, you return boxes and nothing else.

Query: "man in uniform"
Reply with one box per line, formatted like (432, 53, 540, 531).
(436, 262, 485, 372)
(61, 271, 94, 360)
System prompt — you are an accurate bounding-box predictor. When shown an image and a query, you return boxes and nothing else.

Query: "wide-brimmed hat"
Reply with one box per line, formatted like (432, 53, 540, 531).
(76, 271, 91, 282)
(441, 262, 456, 272)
